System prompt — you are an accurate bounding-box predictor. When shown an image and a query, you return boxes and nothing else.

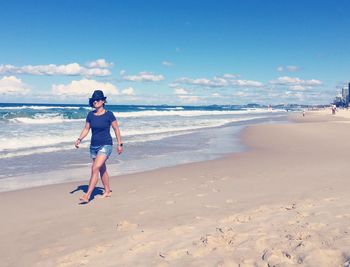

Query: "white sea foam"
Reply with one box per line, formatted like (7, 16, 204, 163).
(0, 105, 87, 110)
(4, 108, 284, 124)
(115, 108, 283, 118)
(164, 107, 184, 110)
(0, 145, 79, 159)
(0, 131, 80, 151)
(0, 115, 269, 157)
(123, 116, 263, 136)
(9, 114, 84, 124)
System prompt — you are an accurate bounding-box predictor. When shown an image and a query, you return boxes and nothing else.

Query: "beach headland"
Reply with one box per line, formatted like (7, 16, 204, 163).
(1, 110, 350, 266)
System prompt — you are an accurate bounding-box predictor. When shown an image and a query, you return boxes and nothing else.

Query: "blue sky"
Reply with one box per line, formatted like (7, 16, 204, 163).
(0, 0, 349, 105)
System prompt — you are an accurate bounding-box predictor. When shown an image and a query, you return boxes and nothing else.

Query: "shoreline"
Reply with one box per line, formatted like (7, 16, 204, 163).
(0, 114, 287, 193)
(1, 112, 350, 266)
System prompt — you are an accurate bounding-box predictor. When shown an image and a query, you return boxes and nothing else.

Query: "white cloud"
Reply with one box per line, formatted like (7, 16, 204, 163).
(176, 77, 214, 86)
(174, 88, 189, 95)
(87, 59, 113, 68)
(168, 83, 179, 88)
(306, 79, 323, 86)
(0, 62, 111, 77)
(270, 76, 322, 86)
(211, 93, 221, 97)
(222, 73, 240, 79)
(52, 79, 119, 96)
(121, 71, 165, 82)
(175, 75, 263, 88)
(121, 87, 135, 95)
(289, 85, 307, 91)
(0, 76, 30, 95)
(277, 65, 299, 72)
(162, 61, 174, 67)
(233, 80, 263, 87)
(232, 91, 248, 97)
(177, 95, 199, 103)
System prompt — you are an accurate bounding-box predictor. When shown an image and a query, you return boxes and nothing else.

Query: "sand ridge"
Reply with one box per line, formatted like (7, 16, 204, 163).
(45, 196, 350, 267)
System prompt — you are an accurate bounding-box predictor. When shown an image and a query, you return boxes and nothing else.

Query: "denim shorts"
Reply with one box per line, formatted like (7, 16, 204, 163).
(90, 145, 113, 159)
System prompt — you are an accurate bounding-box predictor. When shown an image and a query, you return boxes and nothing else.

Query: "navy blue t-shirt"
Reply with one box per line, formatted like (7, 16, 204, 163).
(86, 110, 116, 146)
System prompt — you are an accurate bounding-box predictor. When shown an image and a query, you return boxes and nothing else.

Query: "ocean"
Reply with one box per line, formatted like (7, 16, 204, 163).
(0, 103, 288, 192)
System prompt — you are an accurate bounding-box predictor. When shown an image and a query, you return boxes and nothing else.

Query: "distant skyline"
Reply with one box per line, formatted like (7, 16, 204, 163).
(0, 0, 349, 105)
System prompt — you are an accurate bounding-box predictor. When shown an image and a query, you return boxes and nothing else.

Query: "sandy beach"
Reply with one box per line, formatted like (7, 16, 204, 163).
(1, 111, 350, 267)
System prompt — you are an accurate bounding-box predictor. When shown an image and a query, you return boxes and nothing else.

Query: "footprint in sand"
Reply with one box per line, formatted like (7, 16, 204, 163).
(173, 192, 182, 197)
(116, 220, 139, 231)
(166, 200, 175, 205)
(221, 176, 229, 181)
(197, 193, 207, 197)
(212, 188, 220, 193)
(165, 181, 173, 185)
(324, 197, 339, 202)
(336, 213, 350, 219)
(82, 226, 96, 233)
(128, 242, 156, 254)
(261, 248, 294, 266)
(308, 222, 327, 230)
(57, 243, 113, 267)
(39, 246, 65, 257)
(181, 178, 188, 181)
(226, 199, 233, 204)
(283, 203, 296, 211)
(128, 189, 137, 194)
(160, 248, 191, 260)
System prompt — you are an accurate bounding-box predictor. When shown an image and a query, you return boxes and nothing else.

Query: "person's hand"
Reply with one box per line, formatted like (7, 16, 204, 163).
(75, 139, 81, 148)
(117, 144, 123, 154)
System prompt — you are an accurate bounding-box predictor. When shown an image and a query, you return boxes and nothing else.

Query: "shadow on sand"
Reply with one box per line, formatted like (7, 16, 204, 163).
(70, 185, 104, 204)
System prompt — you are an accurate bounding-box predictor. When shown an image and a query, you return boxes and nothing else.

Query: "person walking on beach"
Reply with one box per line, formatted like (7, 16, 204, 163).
(332, 105, 337, 115)
(75, 90, 123, 203)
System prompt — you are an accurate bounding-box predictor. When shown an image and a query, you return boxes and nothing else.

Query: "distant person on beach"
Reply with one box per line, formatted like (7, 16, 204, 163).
(75, 90, 123, 203)
(332, 105, 336, 115)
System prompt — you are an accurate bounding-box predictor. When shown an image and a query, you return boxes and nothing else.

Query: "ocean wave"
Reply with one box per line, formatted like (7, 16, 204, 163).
(0, 105, 90, 110)
(0, 129, 81, 151)
(8, 114, 84, 124)
(115, 108, 282, 118)
(0, 115, 267, 154)
(123, 116, 268, 136)
(0, 108, 283, 123)
(0, 145, 80, 159)
(1, 107, 89, 123)
(163, 107, 184, 110)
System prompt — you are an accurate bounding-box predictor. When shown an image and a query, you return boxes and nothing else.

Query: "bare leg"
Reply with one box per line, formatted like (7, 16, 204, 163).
(80, 155, 107, 203)
(100, 162, 112, 198)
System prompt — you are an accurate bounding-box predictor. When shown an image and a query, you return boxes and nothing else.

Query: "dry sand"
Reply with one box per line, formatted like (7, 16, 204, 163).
(1, 111, 350, 266)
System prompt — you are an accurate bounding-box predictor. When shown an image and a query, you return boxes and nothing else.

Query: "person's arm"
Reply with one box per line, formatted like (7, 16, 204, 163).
(111, 120, 123, 154)
(75, 122, 90, 148)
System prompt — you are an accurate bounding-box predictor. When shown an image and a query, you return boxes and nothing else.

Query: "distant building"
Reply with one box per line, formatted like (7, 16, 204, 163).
(333, 82, 350, 107)
(342, 87, 349, 105)
(334, 95, 343, 106)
